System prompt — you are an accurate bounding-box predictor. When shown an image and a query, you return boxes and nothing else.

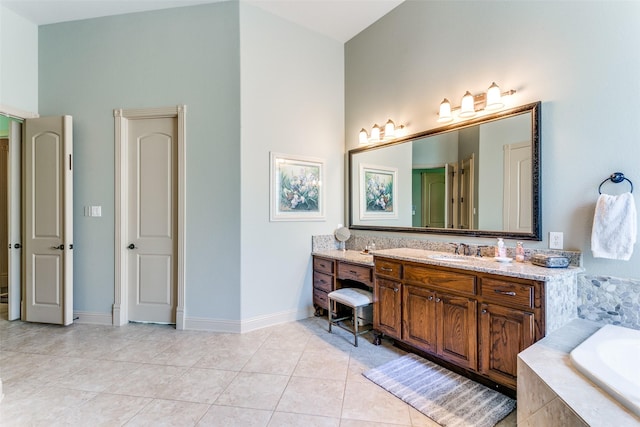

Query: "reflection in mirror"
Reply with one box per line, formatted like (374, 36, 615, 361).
(348, 102, 541, 240)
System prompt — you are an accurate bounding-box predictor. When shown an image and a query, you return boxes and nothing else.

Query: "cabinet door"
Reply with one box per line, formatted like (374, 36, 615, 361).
(402, 285, 437, 353)
(479, 303, 535, 389)
(374, 278, 402, 339)
(437, 293, 478, 370)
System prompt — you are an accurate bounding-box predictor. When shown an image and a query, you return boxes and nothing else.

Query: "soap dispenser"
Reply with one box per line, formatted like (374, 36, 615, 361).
(495, 238, 506, 258)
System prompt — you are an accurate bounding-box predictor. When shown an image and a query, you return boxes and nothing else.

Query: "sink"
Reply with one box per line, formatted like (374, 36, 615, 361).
(428, 254, 470, 262)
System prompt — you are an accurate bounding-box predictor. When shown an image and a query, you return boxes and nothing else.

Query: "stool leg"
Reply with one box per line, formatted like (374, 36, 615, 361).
(328, 299, 332, 333)
(353, 306, 358, 347)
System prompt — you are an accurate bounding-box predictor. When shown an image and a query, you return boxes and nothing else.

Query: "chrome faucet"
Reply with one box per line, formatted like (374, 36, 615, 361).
(451, 243, 471, 256)
(459, 243, 471, 256)
(475, 245, 490, 257)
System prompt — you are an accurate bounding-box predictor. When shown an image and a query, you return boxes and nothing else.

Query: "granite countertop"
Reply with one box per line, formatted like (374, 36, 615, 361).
(370, 248, 583, 281)
(311, 249, 374, 266)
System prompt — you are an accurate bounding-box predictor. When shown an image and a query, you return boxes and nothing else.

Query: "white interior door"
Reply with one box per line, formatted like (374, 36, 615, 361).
(7, 120, 22, 321)
(24, 116, 73, 325)
(503, 142, 532, 231)
(127, 117, 177, 324)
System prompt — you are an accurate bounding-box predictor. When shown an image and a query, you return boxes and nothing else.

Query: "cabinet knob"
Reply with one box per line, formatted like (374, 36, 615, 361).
(482, 309, 488, 314)
(428, 296, 433, 301)
(435, 298, 441, 303)
(381, 267, 393, 272)
(393, 287, 399, 293)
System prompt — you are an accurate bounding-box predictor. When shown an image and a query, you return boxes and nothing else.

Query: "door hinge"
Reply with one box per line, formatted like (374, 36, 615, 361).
(69, 154, 72, 170)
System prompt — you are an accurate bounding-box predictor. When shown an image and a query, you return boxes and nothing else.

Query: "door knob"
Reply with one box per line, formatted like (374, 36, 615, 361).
(11, 243, 21, 249)
(51, 244, 64, 250)
(128, 243, 137, 250)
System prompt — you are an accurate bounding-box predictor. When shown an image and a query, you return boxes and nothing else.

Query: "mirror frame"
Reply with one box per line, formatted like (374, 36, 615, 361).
(348, 101, 541, 240)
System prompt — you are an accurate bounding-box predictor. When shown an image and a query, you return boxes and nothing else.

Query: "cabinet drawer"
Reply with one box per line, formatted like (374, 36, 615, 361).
(313, 257, 334, 274)
(404, 264, 476, 295)
(313, 272, 333, 293)
(337, 263, 372, 285)
(313, 288, 329, 310)
(375, 259, 402, 279)
(480, 278, 534, 309)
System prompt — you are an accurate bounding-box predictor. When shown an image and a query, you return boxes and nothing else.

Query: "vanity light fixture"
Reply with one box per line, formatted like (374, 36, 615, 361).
(437, 82, 516, 123)
(358, 119, 405, 145)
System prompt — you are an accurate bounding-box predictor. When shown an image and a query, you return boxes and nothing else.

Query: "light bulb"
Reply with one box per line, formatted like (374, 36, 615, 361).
(371, 124, 381, 142)
(459, 91, 476, 118)
(438, 98, 453, 123)
(359, 128, 369, 145)
(486, 82, 504, 111)
(384, 119, 396, 138)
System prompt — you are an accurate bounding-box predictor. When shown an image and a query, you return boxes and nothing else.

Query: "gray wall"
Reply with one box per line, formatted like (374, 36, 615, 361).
(39, 3, 243, 320)
(345, 0, 640, 280)
(239, 4, 344, 323)
(36, 1, 345, 328)
(0, 5, 38, 112)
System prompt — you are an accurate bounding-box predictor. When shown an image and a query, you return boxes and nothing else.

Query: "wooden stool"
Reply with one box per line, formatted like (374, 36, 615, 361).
(327, 287, 373, 347)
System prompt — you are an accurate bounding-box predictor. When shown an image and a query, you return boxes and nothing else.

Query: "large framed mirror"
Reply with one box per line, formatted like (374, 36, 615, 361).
(348, 102, 541, 240)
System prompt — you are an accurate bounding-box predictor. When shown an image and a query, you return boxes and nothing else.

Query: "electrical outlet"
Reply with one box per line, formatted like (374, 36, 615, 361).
(549, 232, 563, 249)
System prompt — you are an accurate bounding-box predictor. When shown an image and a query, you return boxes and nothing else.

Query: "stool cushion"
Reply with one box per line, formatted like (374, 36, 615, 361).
(328, 288, 373, 307)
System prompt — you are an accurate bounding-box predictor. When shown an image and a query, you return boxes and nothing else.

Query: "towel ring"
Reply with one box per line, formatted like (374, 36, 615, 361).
(598, 172, 633, 194)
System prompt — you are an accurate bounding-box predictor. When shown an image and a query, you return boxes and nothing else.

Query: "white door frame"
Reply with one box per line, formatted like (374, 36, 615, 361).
(114, 106, 186, 329)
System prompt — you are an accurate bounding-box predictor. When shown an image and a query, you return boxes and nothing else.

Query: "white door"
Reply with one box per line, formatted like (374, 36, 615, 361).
(24, 116, 73, 325)
(503, 142, 532, 232)
(127, 117, 177, 324)
(7, 120, 21, 321)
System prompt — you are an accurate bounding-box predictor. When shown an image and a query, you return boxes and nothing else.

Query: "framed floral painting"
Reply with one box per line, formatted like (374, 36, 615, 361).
(359, 164, 398, 220)
(270, 152, 325, 221)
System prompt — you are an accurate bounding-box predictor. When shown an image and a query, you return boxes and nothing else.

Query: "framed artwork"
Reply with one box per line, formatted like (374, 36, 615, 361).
(359, 164, 398, 220)
(270, 152, 325, 221)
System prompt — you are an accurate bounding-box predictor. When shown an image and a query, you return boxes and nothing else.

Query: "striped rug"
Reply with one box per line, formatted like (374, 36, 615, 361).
(363, 353, 516, 427)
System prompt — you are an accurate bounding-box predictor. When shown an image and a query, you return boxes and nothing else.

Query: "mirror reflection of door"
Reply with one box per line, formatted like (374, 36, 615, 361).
(459, 154, 475, 229)
(503, 141, 532, 231)
(412, 167, 446, 228)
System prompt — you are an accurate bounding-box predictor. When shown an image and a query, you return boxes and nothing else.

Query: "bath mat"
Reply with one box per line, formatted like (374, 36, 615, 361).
(363, 353, 515, 427)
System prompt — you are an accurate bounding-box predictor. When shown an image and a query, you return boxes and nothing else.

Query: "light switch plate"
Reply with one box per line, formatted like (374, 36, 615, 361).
(85, 205, 102, 217)
(549, 232, 563, 249)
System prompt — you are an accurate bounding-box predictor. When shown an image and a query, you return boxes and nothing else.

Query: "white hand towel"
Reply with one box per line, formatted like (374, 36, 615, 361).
(591, 192, 637, 260)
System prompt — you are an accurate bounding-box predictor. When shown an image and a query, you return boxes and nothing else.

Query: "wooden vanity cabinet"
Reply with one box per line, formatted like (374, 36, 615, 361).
(402, 265, 478, 370)
(479, 303, 534, 388)
(374, 256, 544, 391)
(373, 260, 402, 339)
(375, 278, 402, 339)
(437, 293, 478, 370)
(312, 256, 335, 314)
(312, 255, 375, 316)
(478, 275, 540, 389)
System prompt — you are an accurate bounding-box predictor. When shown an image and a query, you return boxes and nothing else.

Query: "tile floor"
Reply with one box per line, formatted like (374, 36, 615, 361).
(0, 310, 516, 426)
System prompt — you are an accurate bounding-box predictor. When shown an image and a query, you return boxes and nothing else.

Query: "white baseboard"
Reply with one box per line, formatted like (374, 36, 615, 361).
(183, 307, 315, 333)
(239, 307, 315, 333)
(73, 308, 315, 333)
(184, 316, 242, 333)
(73, 311, 113, 325)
